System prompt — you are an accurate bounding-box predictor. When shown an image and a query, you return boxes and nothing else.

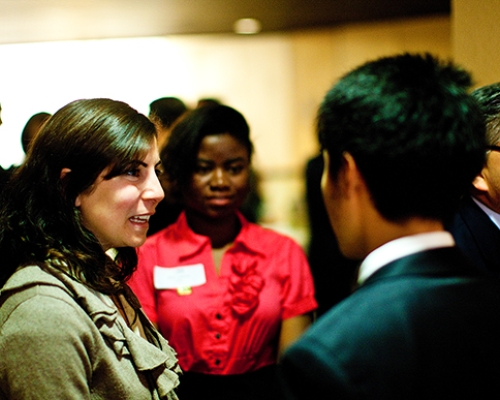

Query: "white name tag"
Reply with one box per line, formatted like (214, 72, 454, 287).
(153, 264, 207, 289)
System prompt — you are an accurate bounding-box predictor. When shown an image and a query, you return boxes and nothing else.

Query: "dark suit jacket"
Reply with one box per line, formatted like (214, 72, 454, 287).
(447, 196, 500, 277)
(279, 247, 500, 400)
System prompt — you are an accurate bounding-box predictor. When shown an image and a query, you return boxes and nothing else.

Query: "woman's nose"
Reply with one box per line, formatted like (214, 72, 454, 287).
(210, 168, 230, 188)
(144, 172, 165, 203)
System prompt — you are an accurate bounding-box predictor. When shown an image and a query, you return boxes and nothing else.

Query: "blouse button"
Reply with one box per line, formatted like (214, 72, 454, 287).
(215, 359, 221, 365)
(216, 313, 222, 320)
(215, 333, 221, 339)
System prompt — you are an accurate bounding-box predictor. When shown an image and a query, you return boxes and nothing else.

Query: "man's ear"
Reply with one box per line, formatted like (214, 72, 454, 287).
(339, 152, 366, 197)
(472, 168, 489, 193)
(321, 151, 365, 199)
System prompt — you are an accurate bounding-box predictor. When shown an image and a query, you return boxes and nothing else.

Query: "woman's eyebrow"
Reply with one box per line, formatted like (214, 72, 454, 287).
(225, 157, 247, 163)
(131, 160, 160, 168)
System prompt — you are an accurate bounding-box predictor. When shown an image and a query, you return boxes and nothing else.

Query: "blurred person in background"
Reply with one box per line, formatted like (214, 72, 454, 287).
(21, 111, 51, 154)
(0, 103, 14, 191)
(149, 97, 188, 151)
(147, 97, 188, 236)
(448, 82, 500, 276)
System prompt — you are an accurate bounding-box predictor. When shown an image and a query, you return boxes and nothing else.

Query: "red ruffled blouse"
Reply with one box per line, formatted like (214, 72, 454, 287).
(130, 212, 317, 375)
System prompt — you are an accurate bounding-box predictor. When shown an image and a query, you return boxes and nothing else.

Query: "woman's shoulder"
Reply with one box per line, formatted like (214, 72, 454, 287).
(1, 264, 115, 328)
(1, 265, 73, 301)
(0, 266, 100, 347)
(2, 265, 89, 314)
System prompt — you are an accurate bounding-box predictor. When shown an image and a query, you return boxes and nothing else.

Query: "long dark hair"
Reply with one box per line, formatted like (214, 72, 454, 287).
(0, 98, 157, 292)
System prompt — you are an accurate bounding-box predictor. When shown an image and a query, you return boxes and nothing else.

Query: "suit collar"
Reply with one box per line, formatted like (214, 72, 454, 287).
(455, 196, 500, 272)
(362, 247, 480, 287)
(471, 196, 500, 229)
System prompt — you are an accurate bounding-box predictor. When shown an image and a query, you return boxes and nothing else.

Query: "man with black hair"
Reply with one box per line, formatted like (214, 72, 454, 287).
(279, 53, 500, 399)
(146, 97, 188, 236)
(149, 96, 188, 150)
(448, 82, 500, 276)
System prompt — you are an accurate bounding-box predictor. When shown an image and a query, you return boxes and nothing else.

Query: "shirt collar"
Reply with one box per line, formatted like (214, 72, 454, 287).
(173, 212, 211, 259)
(357, 231, 455, 285)
(231, 212, 267, 256)
(471, 196, 500, 230)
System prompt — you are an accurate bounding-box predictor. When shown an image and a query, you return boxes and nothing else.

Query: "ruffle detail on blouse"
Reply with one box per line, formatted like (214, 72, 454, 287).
(228, 258, 265, 317)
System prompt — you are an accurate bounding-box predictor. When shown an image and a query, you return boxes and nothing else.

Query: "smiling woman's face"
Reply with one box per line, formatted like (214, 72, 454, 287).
(75, 140, 164, 250)
(183, 133, 250, 220)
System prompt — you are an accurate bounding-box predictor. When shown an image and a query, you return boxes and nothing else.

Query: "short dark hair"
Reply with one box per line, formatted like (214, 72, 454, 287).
(21, 112, 51, 153)
(318, 53, 486, 222)
(149, 97, 188, 129)
(0, 98, 156, 291)
(162, 104, 253, 191)
(470, 83, 500, 146)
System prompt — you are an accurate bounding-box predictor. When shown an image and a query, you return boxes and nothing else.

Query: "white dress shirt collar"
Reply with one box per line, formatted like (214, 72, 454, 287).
(471, 196, 500, 230)
(357, 231, 455, 285)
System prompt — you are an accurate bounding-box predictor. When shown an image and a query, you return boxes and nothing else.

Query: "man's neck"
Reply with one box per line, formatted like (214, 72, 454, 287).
(361, 214, 445, 260)
(472, 191, 499, 213)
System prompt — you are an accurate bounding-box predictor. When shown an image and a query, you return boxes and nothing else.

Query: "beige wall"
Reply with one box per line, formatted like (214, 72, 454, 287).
(453, 0, 500, 87)
(289, 14, 451, 179)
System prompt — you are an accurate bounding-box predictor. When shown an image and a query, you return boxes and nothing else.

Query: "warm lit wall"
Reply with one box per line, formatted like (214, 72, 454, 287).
(453, 0, 500, 87)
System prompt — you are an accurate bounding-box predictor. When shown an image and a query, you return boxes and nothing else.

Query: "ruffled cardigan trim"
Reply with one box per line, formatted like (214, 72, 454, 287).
(1, 264, 181, 398)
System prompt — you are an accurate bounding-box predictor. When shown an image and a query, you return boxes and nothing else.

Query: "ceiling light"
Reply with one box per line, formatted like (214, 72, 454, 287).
(233, 18, 262, 34)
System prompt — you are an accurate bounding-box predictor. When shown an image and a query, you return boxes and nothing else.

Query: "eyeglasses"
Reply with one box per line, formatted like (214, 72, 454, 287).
(487, 145, 500, 153)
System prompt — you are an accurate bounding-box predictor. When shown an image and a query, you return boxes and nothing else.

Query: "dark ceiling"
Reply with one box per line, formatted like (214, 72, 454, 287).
(0, 0, 450, 44)
(180, 0, 451, 34)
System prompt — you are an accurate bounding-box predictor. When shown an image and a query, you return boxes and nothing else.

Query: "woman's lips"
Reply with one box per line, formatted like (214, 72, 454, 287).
(207, 196, 233, 206)
(129, 215, 151, 224)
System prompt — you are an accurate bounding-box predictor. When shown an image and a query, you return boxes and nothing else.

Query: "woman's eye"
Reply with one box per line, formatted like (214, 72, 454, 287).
(229, 165, 244, 174)
(195, 165, 211, 174)
(125, 168, 141, 178)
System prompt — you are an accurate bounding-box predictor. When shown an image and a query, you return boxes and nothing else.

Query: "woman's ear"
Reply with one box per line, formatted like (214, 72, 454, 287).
(60, 168, 80, 206)
(60, 168, 71, 180)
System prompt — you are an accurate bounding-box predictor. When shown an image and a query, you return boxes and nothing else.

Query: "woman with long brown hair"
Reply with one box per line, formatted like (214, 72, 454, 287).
(0, 98, 181, 399)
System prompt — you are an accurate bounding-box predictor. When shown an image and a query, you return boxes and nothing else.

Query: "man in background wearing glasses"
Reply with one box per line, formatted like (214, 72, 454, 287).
(448, 82, 500, 277)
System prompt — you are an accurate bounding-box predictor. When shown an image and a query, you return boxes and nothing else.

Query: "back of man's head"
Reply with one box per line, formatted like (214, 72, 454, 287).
(149, 97, 187, 129)
(21, 112, 51, 154)
(318, 53, 486, 223)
